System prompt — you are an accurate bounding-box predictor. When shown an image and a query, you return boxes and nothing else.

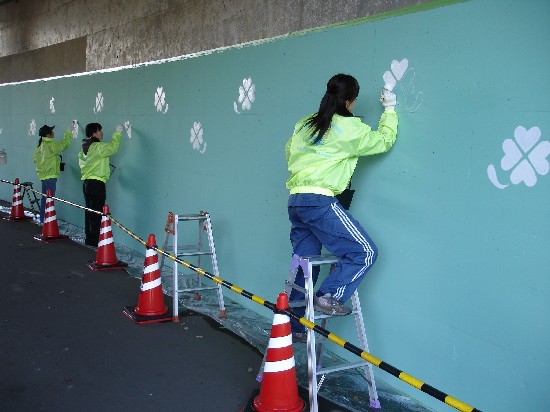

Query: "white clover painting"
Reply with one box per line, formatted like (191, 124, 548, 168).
(487, 126, 550, 189)
(154, 87, 169, 114)
(93, 92, 104, 114)
(49, 97, 55, 114)
(28, 119, 36, 136)
(190, 122, 207, 153)
(382, 58, 424, 112)
(71, 120, 79, 139)
(233, 77, 255, 114)
(124, 121, 132, 138)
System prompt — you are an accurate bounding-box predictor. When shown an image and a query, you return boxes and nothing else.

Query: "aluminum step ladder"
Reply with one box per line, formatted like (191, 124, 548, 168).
(159, 211, 226, 321)
(287, 254, 380, 411)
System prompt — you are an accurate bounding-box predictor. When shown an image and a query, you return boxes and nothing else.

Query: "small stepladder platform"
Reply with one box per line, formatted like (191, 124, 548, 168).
(287, 254, 380, 412)
(159, 211, 226, 322)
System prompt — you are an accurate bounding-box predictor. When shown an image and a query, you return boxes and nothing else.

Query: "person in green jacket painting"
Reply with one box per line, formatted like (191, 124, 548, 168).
(33, 124, 72, 223)
(285, 74, 398, 342)
(78, 123, 123, 247)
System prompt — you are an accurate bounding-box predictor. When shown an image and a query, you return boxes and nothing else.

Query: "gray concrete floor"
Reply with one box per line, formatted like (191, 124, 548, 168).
(0, 201, 434, 412)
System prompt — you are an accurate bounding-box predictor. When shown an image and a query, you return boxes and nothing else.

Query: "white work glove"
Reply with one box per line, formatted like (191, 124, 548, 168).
(380, 86, 397, 111)
(115, 125, 124, 133)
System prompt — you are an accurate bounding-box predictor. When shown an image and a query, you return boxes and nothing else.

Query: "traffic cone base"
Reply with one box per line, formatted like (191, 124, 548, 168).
(88, 260, 128, 271)
(122, 306, 172, 325)
(34, 233, 69, 242)
(8, 215, 32, 221)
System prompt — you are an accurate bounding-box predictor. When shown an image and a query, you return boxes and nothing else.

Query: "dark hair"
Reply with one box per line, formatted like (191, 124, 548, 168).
(36, 138, 42, 147)
(306, 74, 359, 144)
(85, 123, 102, 138)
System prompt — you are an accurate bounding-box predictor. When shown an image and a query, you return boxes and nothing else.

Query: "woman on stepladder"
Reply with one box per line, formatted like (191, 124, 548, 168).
(285, 74, 398, 342)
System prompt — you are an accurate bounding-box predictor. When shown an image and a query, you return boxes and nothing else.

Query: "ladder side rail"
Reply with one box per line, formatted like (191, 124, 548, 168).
(204, 213, 226, 314)
(351, 291, 380, 406)
(302, 258, 320, 412)
(172, 214, 180, 320)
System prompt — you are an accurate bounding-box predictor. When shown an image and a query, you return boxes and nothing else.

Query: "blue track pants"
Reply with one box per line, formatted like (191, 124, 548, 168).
(287, 194, 378, 333)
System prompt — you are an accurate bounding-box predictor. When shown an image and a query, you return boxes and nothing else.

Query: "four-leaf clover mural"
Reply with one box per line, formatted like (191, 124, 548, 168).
(488, 126, 550, 189)
(233, 77, 255, 114)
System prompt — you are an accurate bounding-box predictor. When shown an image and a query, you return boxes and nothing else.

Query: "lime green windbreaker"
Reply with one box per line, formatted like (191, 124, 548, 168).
(78, 131, 122, 183)
(285, 110, 398, 197)
(33, 131, 72, 180)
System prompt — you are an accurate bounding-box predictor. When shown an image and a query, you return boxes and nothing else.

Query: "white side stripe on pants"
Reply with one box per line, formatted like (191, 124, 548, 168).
(330, 203, 375, 300)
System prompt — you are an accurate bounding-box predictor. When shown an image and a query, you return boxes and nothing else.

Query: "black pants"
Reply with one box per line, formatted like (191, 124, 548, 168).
(83, 179, 106, 246)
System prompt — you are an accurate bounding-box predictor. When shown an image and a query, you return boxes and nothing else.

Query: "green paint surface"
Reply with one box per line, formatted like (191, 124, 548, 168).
(1, 1, 549, 411)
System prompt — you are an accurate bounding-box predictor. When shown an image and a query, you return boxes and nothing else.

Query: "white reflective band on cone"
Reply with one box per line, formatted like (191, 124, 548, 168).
(44, 216, 55, 224)
(141, 277, 161, 291)
(268, 335, 292, 349)
(272, 313, 289, 325)
(143, 263, 159, 274)
(263, 357, 295, 373)
(98, 237, 114, 247)
(100, 226, 111, 234)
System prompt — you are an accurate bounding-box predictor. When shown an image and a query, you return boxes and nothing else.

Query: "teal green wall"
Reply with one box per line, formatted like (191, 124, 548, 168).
(1, 1, 549, 410)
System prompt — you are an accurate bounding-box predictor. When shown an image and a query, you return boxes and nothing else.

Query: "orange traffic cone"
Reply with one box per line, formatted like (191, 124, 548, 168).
(253, 293, 305, 412)
(123, 234, 172, 324)
(9, 178, 32, 221)
(34, 189, 69, 242)
(87, 205, 128, 271)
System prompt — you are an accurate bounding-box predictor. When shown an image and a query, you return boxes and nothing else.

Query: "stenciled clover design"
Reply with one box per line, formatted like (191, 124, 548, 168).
(382, 58, 424, 112)
(190, 122, 207, 153)
(234, 77, 255, 114)
(29, 119, 36, 136)
(154, 87, 169, 114)
(49, 97, 55, 114)
(93, 92, 104, 114)
(500, 126, 550, 187)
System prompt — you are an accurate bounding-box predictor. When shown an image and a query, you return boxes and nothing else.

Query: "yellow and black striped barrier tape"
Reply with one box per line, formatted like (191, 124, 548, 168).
(1, 178, 481, 412)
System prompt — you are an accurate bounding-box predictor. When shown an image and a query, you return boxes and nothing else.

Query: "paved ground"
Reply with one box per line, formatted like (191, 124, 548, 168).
(0, 208, 357, 412)
(0, 215, 267, 412)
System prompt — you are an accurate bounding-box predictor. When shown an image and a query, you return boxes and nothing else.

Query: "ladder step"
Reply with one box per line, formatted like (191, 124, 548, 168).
(176, 286, 219, 293)
(177, 251, 213, 257)
(302, 255, 339, 265)
(317, 360, 371, 376)
(175, 214, 207, 221)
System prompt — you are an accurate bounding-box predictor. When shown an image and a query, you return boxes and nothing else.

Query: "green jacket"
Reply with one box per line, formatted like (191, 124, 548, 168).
(78, 131, 122, 183)
(286, 110, 398, 196)
(33, 131, 72, 180)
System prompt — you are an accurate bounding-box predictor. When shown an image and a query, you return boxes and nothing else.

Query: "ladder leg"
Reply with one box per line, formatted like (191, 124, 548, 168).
(172, 216, 180, 322)
(204, 213, 226, 317)
(352, 291, 380, 408)
(303, 259, 319, 412)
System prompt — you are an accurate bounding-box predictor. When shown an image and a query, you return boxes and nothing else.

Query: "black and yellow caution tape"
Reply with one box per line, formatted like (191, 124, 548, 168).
(0, 178, 481, 412)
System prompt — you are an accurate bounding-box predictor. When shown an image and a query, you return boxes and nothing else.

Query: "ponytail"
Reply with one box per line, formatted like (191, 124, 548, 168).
(306, 74, 360, 144)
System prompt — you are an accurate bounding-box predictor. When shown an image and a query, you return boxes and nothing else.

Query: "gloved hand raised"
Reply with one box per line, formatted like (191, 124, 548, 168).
(115, 125, 124, 133)
(380, 86, 397, 111)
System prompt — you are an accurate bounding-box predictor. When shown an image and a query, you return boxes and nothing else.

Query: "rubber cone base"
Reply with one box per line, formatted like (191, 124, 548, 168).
(123, 306, 172, 325)
(6, 216, 32, 221)
(240, 387, 353, 412)
(34, 234, 69, 242)
(87, 260, 128, 271)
